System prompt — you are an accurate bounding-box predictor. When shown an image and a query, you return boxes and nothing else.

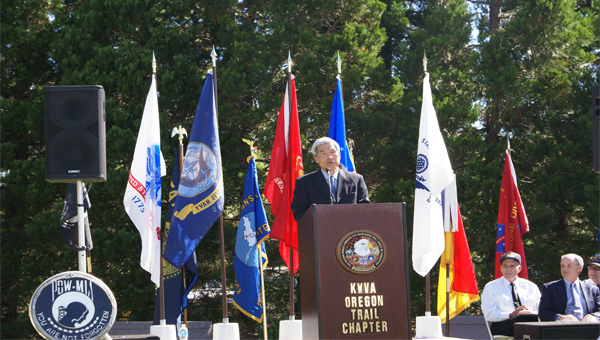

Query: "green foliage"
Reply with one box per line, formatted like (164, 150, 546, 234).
(2, 0, 599, 338)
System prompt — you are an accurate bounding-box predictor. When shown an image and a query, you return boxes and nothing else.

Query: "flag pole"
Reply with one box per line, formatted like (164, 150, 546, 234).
(171, 125, 188, 325)
(247, 142, 269, 340)
(76, 180, 87, 272)
(212, 47, 229, 324)
(151, 52, 168, 324)
(422, 51, 433, 318)
(287, 51, 296, 321)
(259, 257, 268, 340)
(445, 223, 452, 336)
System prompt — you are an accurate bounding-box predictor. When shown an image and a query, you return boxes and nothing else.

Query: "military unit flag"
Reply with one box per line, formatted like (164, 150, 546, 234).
(495, 150, 529, 279)
(264, 77, 303, 274)
(153, 151, 198, 327)
(123, 74, 167, 286)
(328, 76, 355, 172)
(164, 71, 224, 268)
(412, 73, 455, 277)
(437, 204, 479, 323)
(233, 157, 270, 322)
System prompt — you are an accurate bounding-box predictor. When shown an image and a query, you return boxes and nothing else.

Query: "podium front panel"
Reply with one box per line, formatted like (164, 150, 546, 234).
(298, 203, 411, 340)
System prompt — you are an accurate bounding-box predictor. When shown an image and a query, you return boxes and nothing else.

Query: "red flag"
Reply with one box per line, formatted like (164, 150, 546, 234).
(495, 150, 529, 279)
(437, 204, 479, 323)
(264, 77, 303, 274)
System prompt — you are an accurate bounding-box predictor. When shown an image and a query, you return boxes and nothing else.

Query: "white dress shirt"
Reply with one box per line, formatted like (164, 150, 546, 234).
(482, 276, 541, 322)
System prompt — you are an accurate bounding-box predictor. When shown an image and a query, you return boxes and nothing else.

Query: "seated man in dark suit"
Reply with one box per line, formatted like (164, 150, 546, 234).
(290, 137, 370, 222)
(539, 253, 600, 322)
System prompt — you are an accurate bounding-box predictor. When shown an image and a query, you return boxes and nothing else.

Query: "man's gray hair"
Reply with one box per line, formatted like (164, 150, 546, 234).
(562, 253, 585, 267)
(311, 137, 340, 155)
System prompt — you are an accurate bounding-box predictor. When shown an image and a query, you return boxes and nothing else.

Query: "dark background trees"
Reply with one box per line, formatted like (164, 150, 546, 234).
(2, 0, 598, 338)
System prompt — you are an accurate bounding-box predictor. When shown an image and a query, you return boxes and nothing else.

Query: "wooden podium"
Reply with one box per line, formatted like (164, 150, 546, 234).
(297, 203, 412, 340)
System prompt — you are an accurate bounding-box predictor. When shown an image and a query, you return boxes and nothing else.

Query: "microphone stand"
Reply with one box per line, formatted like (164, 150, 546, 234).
(326, 168, 333, 204)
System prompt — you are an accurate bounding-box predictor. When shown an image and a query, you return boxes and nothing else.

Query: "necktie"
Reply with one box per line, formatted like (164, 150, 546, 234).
(570, 282, 584, 320)
(510, 282, 521, 308)
(330, 175, 336, 199)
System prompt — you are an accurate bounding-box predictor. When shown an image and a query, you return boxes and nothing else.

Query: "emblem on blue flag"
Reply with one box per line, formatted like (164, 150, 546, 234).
(179, 143, 218, 196)
(233, 157, 270, 322)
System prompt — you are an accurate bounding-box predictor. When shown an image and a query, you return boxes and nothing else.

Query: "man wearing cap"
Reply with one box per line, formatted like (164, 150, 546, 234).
(584, 254, 600, 289)
(539, 253, 600, 322)
(482, 251, 541, 336)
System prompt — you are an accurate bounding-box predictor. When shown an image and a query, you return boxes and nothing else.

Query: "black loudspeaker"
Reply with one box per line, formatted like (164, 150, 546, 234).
(45, 86, 106, 182)
(593, 84, 600, 173)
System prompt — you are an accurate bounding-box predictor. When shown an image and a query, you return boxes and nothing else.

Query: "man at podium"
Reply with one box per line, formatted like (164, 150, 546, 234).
(291, 137, 370, 222)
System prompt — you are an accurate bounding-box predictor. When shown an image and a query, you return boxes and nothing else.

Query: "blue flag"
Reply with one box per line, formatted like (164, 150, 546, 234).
(153, 151, 198, 327)
(233, 157, 270, 322)
(164, 72, 224, 268)
(328, 76, 355, 172)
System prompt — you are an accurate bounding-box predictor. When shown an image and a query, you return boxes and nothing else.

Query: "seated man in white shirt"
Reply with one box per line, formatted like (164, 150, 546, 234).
(481, 251, 541, 336)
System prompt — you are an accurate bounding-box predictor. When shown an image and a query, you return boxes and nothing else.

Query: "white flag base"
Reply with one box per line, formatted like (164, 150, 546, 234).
(279, 320, 302, 340)
(150, 322, 177, 340)
(213, 322, 240, 340)
(415, 313, 443, 339)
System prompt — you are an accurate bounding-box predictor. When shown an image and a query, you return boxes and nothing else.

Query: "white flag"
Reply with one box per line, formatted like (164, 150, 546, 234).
(123, 75, 166, 286)
(412, 73, 455, 277)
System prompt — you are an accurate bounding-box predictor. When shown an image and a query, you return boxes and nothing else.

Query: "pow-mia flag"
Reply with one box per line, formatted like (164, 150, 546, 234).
(59, 183, 93, 252)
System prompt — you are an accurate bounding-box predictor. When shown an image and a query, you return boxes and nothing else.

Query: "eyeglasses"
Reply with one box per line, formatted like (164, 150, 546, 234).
(589, 266, 600, 272)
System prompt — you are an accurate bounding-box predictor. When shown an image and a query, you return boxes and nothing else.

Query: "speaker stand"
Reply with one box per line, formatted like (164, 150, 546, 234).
(76, 180, 87, 272)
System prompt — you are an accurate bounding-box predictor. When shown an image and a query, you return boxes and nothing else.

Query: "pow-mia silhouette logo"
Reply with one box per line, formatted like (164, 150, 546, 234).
(178, 143, 218, 197)
(336, 230, 387, 275)
(29, 271, 116, 340)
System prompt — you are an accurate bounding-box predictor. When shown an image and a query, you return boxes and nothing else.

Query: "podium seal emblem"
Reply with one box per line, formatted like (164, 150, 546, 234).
(336, 230, 386, 274)
(29, 271, 117, 340)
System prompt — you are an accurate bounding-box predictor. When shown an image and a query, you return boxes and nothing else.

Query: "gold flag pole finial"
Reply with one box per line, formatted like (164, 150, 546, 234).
(287, 51, 292, 73)
(243, 138, 257, 163)
(337, 51, 342, 74)
(171, 125, 188, 145)
(423, 51, 428, 74)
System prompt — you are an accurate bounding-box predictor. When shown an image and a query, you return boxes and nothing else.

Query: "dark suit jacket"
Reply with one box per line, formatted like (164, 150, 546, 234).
(538, 279, 600, 321)
(290, 169, 370, 222)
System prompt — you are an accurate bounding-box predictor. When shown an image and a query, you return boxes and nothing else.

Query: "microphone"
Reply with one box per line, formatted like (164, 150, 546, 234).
(326, 168, 333, 204)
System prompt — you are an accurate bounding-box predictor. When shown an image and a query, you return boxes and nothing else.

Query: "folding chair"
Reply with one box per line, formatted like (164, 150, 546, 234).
(483, 314, 514, 340)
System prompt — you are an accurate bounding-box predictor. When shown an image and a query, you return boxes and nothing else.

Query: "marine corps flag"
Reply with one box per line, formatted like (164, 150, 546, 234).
(264, 76, 303, 274)
(495, 150, 529, 279)
(123, 74, 166, 286)
(437, 204, 479, 323)
(164, 71, 224, 268)
(233, 157, 270, 322)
